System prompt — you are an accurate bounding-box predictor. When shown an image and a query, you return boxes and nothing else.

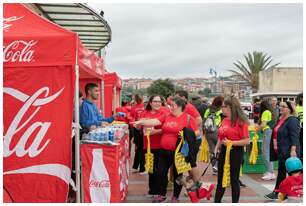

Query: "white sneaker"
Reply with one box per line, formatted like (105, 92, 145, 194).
(262, 172, 276, 180)
(145, 194, 154, 198)
(131, 168, 138, 173)
(139, 171, 148, 175)
(262, 172, 269, 177)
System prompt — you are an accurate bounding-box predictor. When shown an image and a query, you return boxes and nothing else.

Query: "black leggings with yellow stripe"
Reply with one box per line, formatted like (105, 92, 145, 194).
(214, 145, 244, 203)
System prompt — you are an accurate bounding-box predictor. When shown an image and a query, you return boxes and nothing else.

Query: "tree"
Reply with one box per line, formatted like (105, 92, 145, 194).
(199, 88, 211, 97)
(121, 86, 147, 102)
(229, 51, 280, 93)
(147, 79, 175, 98)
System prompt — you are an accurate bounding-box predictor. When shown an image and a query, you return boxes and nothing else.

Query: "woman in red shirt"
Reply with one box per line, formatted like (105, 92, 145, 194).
(214, 96, 250, 203)
(131, 94, 145, 173)
(134, 96, 199, 202)
(138, 95, 169, 197)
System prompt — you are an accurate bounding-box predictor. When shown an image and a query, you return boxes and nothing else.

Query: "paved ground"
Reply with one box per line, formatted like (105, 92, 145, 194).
(125, 145, 278, 203)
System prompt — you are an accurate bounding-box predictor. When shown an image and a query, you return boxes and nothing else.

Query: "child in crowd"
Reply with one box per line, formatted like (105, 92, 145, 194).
(277, 157, 303, 203)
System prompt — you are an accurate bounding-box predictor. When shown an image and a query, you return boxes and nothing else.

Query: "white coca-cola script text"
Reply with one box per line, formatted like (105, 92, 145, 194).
(4, 87, 64, 158)
(4, 40, 37, 63)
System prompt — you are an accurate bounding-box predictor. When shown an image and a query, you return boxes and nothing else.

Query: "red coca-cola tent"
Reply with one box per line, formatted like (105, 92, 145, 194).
(3, 3, 104, 203)
(78, 42, 105, 112)
(103, 72, 122, 117)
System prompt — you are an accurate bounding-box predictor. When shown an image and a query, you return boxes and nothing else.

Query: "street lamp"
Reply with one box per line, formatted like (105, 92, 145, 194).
(209, 68, 217, 93)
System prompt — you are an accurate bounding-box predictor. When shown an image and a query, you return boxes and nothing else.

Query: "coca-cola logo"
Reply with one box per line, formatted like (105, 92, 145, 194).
(89, 180, 110, 188)
(3, 86, 64, 158)
(4, 40, 37, 63)
(3, 86, 72, 186)
(3, 16, 24, 32)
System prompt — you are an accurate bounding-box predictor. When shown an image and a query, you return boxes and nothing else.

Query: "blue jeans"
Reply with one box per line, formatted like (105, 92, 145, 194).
(262, 128, 274, 173)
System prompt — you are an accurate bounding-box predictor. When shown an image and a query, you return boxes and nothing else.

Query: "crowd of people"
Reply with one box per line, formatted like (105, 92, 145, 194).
(79, 82, 303, 203)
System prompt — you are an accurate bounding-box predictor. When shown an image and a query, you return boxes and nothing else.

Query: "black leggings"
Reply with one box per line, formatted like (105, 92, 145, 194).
(214, 145, 244, 203)
(132, 128, 145, 172)
(274, 161, 287, 191)
(148, 149, 160, 195)
(157, 149, 183, 198)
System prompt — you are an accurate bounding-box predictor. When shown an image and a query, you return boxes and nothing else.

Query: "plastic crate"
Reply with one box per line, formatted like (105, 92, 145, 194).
(242, 131, 278, 174)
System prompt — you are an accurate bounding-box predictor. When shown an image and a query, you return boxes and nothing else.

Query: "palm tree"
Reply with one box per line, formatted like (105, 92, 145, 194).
(229, 51, 280, 93)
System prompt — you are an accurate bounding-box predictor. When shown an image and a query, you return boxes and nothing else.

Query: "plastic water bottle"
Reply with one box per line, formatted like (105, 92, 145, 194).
(96, 129, 103, 142)
(101, 129, 107, 141)
(93, 132, 99, 141)
(89, 149, 111, 202)
(88, 132, 94, 140)
(108, 129, 114, 142)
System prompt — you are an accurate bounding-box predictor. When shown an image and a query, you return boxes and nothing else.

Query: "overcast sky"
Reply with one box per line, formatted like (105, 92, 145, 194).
(89, 3, 303, 79)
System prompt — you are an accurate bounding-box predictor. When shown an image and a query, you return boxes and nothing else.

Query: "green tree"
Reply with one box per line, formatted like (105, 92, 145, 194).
(147, 79, 175, 98)
(199, 88, 212, 97)
(229, 51, 280, 93)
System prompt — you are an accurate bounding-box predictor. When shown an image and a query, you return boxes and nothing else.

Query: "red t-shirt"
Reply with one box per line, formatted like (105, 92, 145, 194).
(278, 174, 303, 197)
(160, 106, 170, 115)
(141, 109, 167, 149)
(130, 103, 144, 122)
(218, 118, 249, 141)
(115, 106, 130, 123)
(184, 103, 201, 119)
(158, 112, 198, 151)
(273, 116, 287, 140)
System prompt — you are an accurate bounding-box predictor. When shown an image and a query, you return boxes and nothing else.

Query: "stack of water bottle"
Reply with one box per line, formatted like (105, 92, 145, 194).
(85, 124, 128, 143)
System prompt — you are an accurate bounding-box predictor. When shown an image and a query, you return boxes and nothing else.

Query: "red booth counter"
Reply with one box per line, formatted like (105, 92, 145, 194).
(81, 132, 129, 203)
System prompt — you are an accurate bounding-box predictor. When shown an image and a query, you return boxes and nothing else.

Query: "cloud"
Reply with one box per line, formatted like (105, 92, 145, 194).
(89, 3, 303, 79)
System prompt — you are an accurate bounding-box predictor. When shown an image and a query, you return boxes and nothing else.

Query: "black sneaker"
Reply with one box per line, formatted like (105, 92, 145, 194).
(264, 191, 278, 200)
(239, 180, 247, 187)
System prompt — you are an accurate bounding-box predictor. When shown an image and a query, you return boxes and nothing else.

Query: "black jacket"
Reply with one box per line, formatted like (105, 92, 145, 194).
(270, 116, 301, 162)
(175, 127, 198, 167)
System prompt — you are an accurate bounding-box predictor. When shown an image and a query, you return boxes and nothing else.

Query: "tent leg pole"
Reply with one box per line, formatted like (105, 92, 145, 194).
(74, 64, 81, 203)
(113, 86, 116, 115)
(101, 80, 105, 117)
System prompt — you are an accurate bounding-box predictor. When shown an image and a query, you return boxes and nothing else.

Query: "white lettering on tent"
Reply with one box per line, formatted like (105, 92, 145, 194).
(3, 40, 37, 63)
(3, 87, 64, 158)
(3, 16, 24, 32)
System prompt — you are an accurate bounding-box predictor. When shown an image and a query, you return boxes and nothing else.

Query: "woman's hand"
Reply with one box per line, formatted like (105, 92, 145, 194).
(221, 138, 230, 146)
(132, 120, 142, 128)
(90, 125, 96, 131)
(273, 139, 278, 152)
(150, 128, 159, 135)
(214, 146, 219, 157)
(101, 122, 110, 127)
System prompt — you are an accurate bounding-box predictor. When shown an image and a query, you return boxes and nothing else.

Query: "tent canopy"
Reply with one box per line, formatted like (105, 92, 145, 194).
(4, 3, 77, 67)
(104, 72, 122, 88)
(32, 3, 112, 51)
(4, 3, 105, 80)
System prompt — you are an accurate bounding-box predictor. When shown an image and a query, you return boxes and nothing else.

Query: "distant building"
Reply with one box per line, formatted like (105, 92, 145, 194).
(252, 67, 303, 102)
(137, 79, 153, 89)
(123, 78, 153, 90)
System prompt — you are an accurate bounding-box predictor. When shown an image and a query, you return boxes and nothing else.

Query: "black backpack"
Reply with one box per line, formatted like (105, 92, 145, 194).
(204, 109, 217, 133)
